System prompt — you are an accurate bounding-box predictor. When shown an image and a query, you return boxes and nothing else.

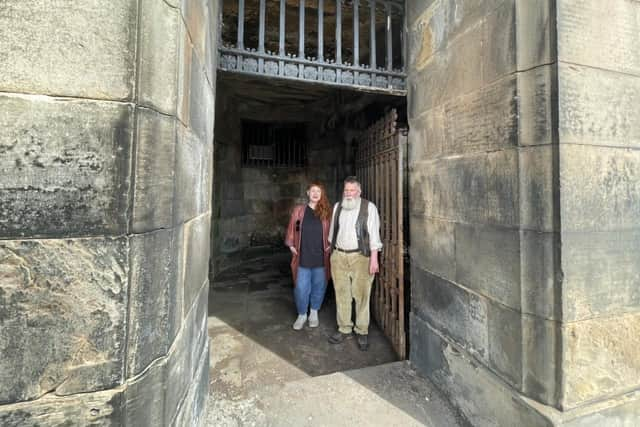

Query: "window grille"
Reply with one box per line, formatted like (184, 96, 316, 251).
(242, 120, 307, 168)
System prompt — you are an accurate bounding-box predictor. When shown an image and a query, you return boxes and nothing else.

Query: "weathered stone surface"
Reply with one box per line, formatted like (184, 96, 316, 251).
(410, 314, 551, 427)
(182, 214, 211, 315)
(561, 230, 640, 321)
(411, 266, 489, 363)
(138, 0, 180, 115)
(132, 108, 177, 233)
(188, 50, 216, 145)
(409, 23, 484, 115)
(519, 145, 555, 231)
(517, 65, 556, 147)
(487, 300, 522, 389)
(522, 315, 560, 406)
(442, 75, 517, 155)
(557, 0, 640, 77)
(410, 215, 456, 281)
(127, 228, 178, 377)
(520, 231, 559, 320)
(559, 144, 640, 232)
(124, 361, 166, 427)
(171, 343, 209, 427)
(0, 95, 133, 238)
(181, 0, 211, 82)
(177, 19, 193, 127)
(558, 64, 640, 148)
(455, 224, 520, 309)
(410, 149, 519, 227)
(516, 0, 555, 71)
(0, 0, 136, 100)
(484, 1, 516, 83)
(411, 313, 640, 426)
(174, 124, 212, 225)
(0, 388, 124, 426)
(562, 312, 640, 409)
(164, 281, 209, 424)
(0, 238, 128, 404)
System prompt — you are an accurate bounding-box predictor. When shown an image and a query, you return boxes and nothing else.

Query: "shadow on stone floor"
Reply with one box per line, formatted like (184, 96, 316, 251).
(207, 247, 398, 396)
(206, 248, 468, 426)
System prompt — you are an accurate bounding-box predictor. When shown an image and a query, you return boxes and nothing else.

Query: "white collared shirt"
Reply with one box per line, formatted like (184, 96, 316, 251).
(328, 199, 383, 251)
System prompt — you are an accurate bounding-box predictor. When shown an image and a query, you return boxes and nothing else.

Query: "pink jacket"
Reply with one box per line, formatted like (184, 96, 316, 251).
(284, 205, 331, 285)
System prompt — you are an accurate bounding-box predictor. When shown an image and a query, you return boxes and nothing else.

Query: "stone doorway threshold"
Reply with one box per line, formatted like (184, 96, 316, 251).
(206, 250, 467, 426)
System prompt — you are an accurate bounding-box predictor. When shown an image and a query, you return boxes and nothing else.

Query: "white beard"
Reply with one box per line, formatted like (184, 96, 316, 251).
(342, 197, 360, 210)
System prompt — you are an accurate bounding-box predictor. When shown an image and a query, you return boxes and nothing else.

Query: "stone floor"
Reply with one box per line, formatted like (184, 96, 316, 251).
(206, 248, 467, 426)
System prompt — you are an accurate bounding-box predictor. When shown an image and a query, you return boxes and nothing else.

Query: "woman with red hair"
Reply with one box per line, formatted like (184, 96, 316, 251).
(284, 182, 332, 330)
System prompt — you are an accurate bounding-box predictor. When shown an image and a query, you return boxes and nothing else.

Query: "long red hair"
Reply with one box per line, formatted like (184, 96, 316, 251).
(308, 182, 331, 221)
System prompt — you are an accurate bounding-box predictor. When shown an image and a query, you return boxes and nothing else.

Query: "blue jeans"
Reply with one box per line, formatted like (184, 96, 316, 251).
(294, 267, 327, 315)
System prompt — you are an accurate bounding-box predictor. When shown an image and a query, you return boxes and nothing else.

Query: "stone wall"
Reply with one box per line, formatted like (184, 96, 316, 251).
(407, 0, 640, 425)
(0, 0, 217, 425)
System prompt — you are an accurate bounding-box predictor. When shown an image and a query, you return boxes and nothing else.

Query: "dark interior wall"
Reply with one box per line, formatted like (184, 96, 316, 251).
(0, 0, 217, 425)
(211, 80, 348, 274)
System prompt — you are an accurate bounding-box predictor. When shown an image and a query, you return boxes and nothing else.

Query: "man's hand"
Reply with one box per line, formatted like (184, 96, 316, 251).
(369, 251, 379, 275)
(289, 246, 298, 255)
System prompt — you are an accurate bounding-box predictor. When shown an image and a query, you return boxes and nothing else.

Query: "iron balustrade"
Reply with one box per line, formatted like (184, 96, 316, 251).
(218, 0, 406, 94)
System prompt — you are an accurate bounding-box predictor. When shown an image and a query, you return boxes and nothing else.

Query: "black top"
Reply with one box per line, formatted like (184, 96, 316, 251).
(299, 205, 324, 268)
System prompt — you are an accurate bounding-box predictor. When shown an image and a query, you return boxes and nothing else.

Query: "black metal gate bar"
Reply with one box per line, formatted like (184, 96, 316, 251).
(219, 0, 406, 93)
(356, 109, 406, 359)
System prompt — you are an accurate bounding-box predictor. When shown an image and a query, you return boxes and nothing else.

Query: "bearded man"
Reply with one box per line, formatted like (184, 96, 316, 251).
(327, 176, 382, 351)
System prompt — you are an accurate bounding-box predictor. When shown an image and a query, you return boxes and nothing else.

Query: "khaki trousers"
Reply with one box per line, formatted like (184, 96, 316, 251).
(330, 251, 375, 335)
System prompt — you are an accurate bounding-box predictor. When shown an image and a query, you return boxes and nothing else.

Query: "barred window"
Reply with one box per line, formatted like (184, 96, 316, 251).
(241, 120, 307, 168)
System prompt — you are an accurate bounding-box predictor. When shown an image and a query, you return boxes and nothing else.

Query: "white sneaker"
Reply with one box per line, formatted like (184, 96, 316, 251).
(308, 309, 319, 328)
(293, 314, 307, 330)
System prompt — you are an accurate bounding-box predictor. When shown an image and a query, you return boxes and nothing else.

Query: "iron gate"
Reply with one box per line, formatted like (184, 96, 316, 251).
(356, 108, 407, 359)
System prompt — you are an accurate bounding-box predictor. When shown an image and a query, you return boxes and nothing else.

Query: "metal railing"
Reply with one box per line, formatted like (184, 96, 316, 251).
(218, 0, 406, 94)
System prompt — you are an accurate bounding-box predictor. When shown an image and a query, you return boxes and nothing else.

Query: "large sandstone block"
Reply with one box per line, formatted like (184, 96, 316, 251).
(558, 64, 640, 148)
(520, 230, 559, 320)
(0, 95, 133, 238)
(174, 124, 213, 225)
(0, 388, 125, 426)
(454, 224, 520, 309)
(519, 145, 555, 231)
(484, 0, 516, 84)
(182, 214, 212, 316)
(0, 0, 136, 100)
(515, 0, 556, 71)
(517, 65, 556, 147)
(127, 228, 181, 377)
(411, 267, 489, 363)
(409, 215, 456, 281)
(409, 314, 551, 427)
(0, 237, 128, 404)
(132, 108, 177, 233)
(408, 21, 483, 115)
(561, 230, 640, 321)
(138, 0, 180, 115)
(561, 312, 640, 410)
(557, 0, 640, 76)
(409, 149, 519, 227)
(434, 74, 517, 158)
(124, 361, 166, 427)
(559, 144, 640, 232)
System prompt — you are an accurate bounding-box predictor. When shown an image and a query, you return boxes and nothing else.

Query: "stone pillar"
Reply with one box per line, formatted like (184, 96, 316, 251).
(0, 0, 217, 425)
(407, 0, 639, 425)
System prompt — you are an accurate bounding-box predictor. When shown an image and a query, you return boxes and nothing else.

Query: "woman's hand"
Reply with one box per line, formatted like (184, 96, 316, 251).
(289, 246, 298, 255)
